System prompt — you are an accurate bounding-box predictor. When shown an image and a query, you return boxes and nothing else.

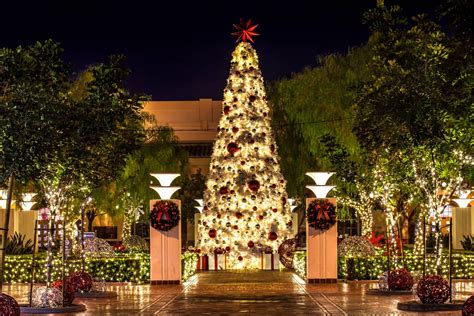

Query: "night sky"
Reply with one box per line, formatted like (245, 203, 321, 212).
(1, 1, 442, 100)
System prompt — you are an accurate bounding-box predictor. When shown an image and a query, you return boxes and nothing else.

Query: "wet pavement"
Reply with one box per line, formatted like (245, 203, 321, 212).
(5, 270, 473, 315)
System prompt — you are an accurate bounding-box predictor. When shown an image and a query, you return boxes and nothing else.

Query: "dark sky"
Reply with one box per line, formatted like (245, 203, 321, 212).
(1, 0, 442, 100)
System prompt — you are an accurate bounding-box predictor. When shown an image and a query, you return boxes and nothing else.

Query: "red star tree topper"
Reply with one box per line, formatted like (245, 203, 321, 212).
(231, 19, 259, 43)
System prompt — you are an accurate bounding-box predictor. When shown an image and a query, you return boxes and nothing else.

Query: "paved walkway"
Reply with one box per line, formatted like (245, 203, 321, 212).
(6, 271, 473, 315)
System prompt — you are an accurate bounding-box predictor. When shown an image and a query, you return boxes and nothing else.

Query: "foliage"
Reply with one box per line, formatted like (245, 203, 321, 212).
(181, 251, 198, 281)
(178, 169, 206, 225)
(461, 235, 474, 251)
(0, 40, 69, 184)
(5, 233, 33, 255)
(293, 251, 306, 280)
(268, 45, 372, 197)
(93, 125, 187, 225)
(2, 253, 194, 283)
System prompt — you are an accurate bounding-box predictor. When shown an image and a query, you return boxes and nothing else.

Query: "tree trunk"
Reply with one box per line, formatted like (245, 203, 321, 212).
(0, 174, 15, 291)
(86, 211, 96, 232)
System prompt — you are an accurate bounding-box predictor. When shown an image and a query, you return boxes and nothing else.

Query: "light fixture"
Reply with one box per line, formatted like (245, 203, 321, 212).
(195, 206, 204, 213)
(453, 199, 473, 208)
(0, 190, 7, 200)
(458, 190, 472, 199)
(22, 193, 36, 202)
(288, 198, 298, 212)
(150, 173, 180, 187)
(19, 201, 36, 211)
(306, 185, 335, 198)
(305, 172, 335, 186)
(0, 200, 15, 209)
(150, 186, 180, 200)
(194, 199, 204, 213)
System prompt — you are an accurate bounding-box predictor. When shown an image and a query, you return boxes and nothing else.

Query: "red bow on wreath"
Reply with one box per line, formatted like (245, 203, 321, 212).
(316, 205, 331, 221)
(156, 206, 170, 222)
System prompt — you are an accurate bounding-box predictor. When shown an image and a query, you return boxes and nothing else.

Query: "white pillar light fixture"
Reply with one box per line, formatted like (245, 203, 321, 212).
(22, 193, 37, 202)
(150, 186, 181, 200)
(194, 199, 204, 213)
(306, 185, 336, 199)
(195, 206, 204, 213)
(0, 190, 8, 200)
(453, 199, 473, 208)
(305, 172, 335, 186)
(150, 173, 180, 187)
(0, 200, 15, 209)
(19, 201, 37, 211)
(288, 198, 298, 212)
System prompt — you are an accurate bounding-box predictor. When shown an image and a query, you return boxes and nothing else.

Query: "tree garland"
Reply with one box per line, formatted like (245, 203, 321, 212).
(306, 199, 336, 231)
(150, 200, 180, 231)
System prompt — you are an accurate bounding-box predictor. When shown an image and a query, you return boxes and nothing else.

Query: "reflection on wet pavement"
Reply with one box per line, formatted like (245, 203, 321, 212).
(4, 270, 472, 315)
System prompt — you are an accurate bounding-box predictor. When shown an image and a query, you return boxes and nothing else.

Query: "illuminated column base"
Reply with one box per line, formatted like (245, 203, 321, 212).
(149, 199, 182, 285)
(306, 197, 338, 283)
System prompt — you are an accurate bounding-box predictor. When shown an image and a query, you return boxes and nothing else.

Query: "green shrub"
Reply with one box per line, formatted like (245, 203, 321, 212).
(6, 233, 33, 255)
(461, 235, 474, 251)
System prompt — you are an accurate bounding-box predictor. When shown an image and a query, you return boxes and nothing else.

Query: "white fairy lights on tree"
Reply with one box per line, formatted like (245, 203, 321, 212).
(197, 21, 292, 269)
(412, 150, 473, 270)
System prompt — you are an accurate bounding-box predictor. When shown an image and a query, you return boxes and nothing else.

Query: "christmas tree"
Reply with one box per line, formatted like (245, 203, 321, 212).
(197, 21, 292, 269)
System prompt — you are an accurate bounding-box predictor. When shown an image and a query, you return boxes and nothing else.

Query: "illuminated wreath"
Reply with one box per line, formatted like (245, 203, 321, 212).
(150, 200, 180, 231)
(306, 199, 336, 231)
(416, 275, 450, 304)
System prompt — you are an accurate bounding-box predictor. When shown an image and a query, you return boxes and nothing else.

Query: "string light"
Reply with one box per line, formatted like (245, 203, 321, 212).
(197, 42, 292, 269)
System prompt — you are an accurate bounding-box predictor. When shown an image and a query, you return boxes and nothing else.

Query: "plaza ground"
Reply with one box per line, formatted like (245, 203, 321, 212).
(7, 271, 473, 315)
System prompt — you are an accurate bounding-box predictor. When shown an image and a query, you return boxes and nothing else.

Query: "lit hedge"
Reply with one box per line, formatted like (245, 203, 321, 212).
(4, 252, 198, 284)
(181, 252, 198, 281)
(293, 251, 306, 280)
(291, 251, 474, 280)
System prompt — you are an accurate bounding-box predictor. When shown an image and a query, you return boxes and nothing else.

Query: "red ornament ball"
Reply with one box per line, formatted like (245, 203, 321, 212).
(462, 295, 474, 316)
(253, 206, 258, 211)
(416, 275, 450, 304)
(68, 271, 93, 293)
(232, 127, 239, 133)
(219, 186, 229, 195)
(208, 229, 217, 238)
(236, 212, 243, 219)
(248, 179, 260, 192)
(223, 106, 231, 115)
(272, 208, 278, 213)
(248, 241, 255, 248)
(225, 246, 231, 252)
(52, 279, 76, 306)
(388, 268, 413, 291)
(268, 232, 278, 241)
(233, 225, 238, 230)
(0, 293, 20, 316)
(258, 215, 264, 220)
(238, 256, 243, 261)
(249, 95, 257, 102)
(227, 142, 239, 154)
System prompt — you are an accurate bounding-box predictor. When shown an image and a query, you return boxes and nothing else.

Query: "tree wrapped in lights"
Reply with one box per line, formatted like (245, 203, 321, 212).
(412, 149, 473, 270)
(197, 21, 292, 269)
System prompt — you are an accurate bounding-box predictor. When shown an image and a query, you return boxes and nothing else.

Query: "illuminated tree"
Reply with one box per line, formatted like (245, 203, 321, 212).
(197, 24, 292, 269)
